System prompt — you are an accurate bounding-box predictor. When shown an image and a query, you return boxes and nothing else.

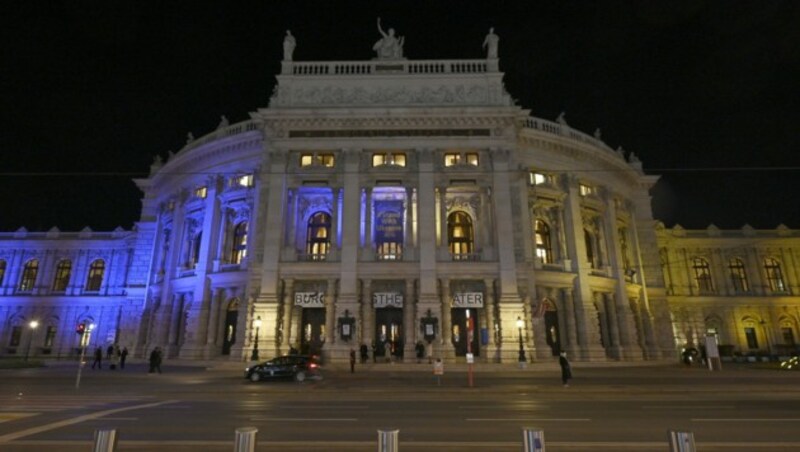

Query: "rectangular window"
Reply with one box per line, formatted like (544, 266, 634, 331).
(9, 326, 22, 347)
(444, 153, 461, 167)
(579, 184, 595, 196)
(782, 327, 795, 345)
(530, 172, 548, 185)
(465, 153, 479, 166)
(234, 174, 254, 187)
(300, 154, 314, 167)
(318, 153, 335, 167)
(194, 186, 207, 199)
(745, 327, 758, 349)
(391, 153, 406, 167)
(372, 154, 386, 167)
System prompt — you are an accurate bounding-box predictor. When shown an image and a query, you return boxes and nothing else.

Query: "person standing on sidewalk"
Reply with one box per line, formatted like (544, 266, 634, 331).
(120, 346, 129, 369)
(349, 348, 356, 373)
(559, 351, 572, 387)
(92, 346, 103, 369)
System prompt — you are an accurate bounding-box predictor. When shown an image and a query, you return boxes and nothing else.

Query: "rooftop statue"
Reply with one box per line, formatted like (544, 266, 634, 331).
(556, 112, 568, 126)
(186, 132, 194, 144)
(217, 115, 229, 129)
(373, 17, 404, 59)
(283, 30, 296, 61)
(483, 27, 499, 59)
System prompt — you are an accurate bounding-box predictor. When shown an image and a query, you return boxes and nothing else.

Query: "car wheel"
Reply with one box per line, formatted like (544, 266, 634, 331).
(294, 371, 306, 382)
(250, 372, 261, 382)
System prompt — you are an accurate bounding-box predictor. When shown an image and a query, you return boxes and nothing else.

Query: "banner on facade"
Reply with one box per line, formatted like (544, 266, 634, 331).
(374, 200, 404, 243)
(452, 292, 484, 308)
(294, 292, 325, 307)
(373, 292, 403, 308)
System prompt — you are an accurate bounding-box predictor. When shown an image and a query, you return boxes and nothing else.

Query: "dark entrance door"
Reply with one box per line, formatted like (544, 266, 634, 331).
(544, 310, 561, 356)
(375, 308, 403, 360)
(222, 304, 238, 355)
(451, 308, 480, 357)
(300, 308, 326, 356)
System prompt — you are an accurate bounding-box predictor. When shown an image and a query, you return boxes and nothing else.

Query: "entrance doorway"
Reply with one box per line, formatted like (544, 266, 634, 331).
(544, 310, 561, 356)
(375, 308, 403, 360)
(451, 308, 480, 357)
(222, 298, 239, 355)
(300, 308, 325, 356)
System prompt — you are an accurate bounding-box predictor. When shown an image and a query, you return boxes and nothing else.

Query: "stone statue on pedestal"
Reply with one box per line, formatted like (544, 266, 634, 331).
(373, 17, 404, 59)
(483, 27, 499, 59)
(283, 30, 296, 61)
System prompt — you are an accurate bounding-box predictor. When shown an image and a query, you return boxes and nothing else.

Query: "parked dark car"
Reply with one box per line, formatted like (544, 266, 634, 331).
(244, 355, 320, 382)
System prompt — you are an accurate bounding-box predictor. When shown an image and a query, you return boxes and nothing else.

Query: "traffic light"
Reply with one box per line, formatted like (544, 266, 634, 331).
(76, 322, 86, 335)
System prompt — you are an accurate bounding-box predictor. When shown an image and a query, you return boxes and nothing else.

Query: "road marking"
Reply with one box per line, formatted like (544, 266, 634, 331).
(0, 413, 36, 423)
(467, 418, 590, 422)
(642, 405, 734, 410)
(251, 417, 358, 422)
(91, 417, 138, 421)
(0, 400, 178, 443)
(692, 418, 800, 422)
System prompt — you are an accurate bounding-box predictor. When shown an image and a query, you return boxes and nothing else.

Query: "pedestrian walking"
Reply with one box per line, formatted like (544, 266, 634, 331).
(359, 343, 368, 364)
(120, 346, 129, 369)
(349, 348, 356, 373)
(106, 344, 114, 360)
(559, 351, 572, 387)
(149, 347, 162, 374)
(92, 346, 103, 369)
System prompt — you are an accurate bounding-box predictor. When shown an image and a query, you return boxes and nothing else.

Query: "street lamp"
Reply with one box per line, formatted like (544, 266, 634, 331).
(25, 320, 39, 361)
(251, 317, 262, 361)
(516, 316, 526, 363)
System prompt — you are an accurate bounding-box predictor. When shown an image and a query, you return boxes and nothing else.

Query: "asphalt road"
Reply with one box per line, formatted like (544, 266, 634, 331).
(1, 359, 799, 451)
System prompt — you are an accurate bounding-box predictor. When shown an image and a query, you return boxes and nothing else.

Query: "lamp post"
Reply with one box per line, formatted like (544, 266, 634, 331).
(76, 323, 95, 389)
(516, 316, 526, 363)
(251, 317, 262, 361)
(25, 320, 39, 361)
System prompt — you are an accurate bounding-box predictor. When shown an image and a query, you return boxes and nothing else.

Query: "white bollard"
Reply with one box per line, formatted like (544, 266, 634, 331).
(667, 430, 696, 452)
(92, 428, 118, 452)
(234, 426, 258, 452)
(522, 427, 545, 452)
(377, 428, 399, 452)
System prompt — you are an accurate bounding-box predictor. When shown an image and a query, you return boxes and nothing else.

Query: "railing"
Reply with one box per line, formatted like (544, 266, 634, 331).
(289, 59, 490, 76)
(521, 117, 619, 157)
(178, 119, 260, 157)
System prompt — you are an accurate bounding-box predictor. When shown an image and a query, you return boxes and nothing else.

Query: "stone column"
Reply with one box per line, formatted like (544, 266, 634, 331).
(405, 186, 413, 253)
(484, 278, 497, 350)
(330, 188, 340, 251)
(438, 186, 448, 251)
(361, 279, 373, 349)
(604, 293, 622, 359)
(281, 279, 294, 353)
(206, 288, 225, 355)
(531, 286, 550, 360)
(440, 278, 452, 358)
(325, 279, 337, 345)
(364, 187, 373, 253)
(562, 288, 579, 355)
(404, 278, 415, 360)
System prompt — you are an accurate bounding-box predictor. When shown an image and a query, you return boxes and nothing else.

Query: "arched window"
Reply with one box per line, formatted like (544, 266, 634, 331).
(728, 258, 749, 293)
(448, 211, 474, 260)
(52, 260, 72, 292)
(230, 221, 248, 264)
(85, 259, 105, 291)
(0, 259, 6, 286)
(189, 231, 202, 268)
(19, 259, 39, 291)
(534, 220, 553, 264)
(584, 229, 596, 268)
(764, 258, 786, 292)
(306, 212, 331, 260)
(692, 257, 714, 293)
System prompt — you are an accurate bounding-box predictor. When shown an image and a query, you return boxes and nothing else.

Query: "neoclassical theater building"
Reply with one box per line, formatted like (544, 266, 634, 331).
(2, 31, 799, 363)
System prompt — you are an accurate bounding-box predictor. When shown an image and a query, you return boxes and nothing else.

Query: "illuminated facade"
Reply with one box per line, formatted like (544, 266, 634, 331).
(2, 37, 799, 363)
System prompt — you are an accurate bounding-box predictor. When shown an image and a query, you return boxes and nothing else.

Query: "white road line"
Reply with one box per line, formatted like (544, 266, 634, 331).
(466, 418, 591, 422)
(250, 417, 358, 422)
(91, 417, 138, 421)
(692, 418, 800, 422)
(641, 405, 734, 409)
(0, 400, 178, 443)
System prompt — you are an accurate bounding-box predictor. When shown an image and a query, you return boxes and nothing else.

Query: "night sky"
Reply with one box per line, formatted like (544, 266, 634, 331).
(2, 1, 799, 232)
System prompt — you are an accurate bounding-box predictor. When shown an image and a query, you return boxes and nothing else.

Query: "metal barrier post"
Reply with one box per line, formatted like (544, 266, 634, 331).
(667, 430, 696, 452)
(92, 428, 117, 452)
(234, 426, 258, 452)
(377, 428, 399, 452)
(522, 427, 545, 452)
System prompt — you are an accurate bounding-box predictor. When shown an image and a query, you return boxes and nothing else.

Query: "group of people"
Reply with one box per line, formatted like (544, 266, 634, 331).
(91, 344, 128, 370)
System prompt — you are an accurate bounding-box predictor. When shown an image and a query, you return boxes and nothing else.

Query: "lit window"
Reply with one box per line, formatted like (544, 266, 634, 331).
(306, 212, 331, 260)
(530, 172, 548, 185)
(300, 154, 314, 167)
(194, 186, 207, 199)
(85, 259, 105, 291)
(692, 258, 714, 293)
(44, 326, 57, 348)
(391, 153, 406, 167)
(19, 259, 39, 292)
(448, 211, 474, 259)
(235, 174, 254, 188)
(373, 153, 407, 167)
(535, 220, 553, 264)
(372, 154, 386, 167)
(300, 153, 335, 167)
(319, 153, 335, 167)
(579, 184, 595, 196)
(728, 258, 749, 293)
(0, 259, 5, 286)
(52, 260, 72, 292)
(190, 232, 202, 268)
(444, 153, 461, 167)
(764, 258, 786, 292)
(230, 221, 248, 264)
(465, 153, 479, 166)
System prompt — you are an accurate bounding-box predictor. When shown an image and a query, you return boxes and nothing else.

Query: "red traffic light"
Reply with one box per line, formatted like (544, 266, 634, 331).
(76, 323, 86, 335)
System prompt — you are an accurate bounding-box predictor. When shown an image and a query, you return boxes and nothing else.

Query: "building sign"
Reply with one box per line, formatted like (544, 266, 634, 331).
(294, 292, 325, 307)
(374, 200, 404, 243)
(373, 292, 403, 308)
(452, 292, 484, 308)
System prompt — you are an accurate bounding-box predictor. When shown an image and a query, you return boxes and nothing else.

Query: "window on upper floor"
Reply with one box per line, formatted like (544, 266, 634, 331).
(0, 259, 5, 286)
(300, 153, 335, 168)
(444, 153, 461, 167)
(534, 220, 553, 264)
(764, 258, 786, 292)
(194, 186, 207, 199)
(579, 183, 595, 197)
(692, 258, 714, 293)
(233, 174, 254, 188)
(448, 211, 474, 259)
(465, 153, 479, 166)
(52, 260, 72, 292)
(372, 152, 407, 167)
(190, 232, 202, 268)
(529, 172, 553, 186)
(444, 152, 479, 167)
(85, 259, 105, 291)
(18, 259, 39, 292)
(230, 221, 248, 265)
(728, 258, 749, 293)
(306, 212, 331, 260)
(584, 229, 597, 268)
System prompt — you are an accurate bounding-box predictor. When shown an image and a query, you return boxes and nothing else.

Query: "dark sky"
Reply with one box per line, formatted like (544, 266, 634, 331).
(2, 1, 799, 232)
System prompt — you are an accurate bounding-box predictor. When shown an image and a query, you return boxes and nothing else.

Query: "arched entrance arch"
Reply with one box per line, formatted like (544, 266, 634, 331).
(541, 298, 560, 356)
(222, 298, 239, 355)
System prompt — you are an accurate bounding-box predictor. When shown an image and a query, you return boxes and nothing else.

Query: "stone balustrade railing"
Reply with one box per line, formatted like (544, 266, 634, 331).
(286, 59, 491, 76)
(521, 117, 620, 158)
(178, 119, 260, 156)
